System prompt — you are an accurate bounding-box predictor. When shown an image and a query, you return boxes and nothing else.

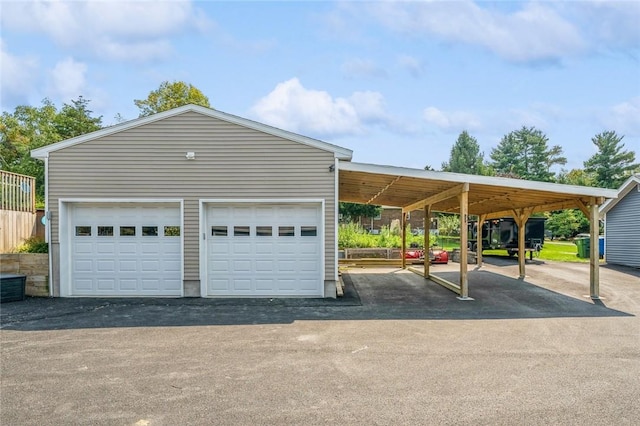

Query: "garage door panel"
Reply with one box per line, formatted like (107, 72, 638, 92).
(276, 243, 297, 255)
(277, 260, 296, 272)
(97, 260, 116, 272)
(211, 241, 230, 254)
(75, 279, 93, 291)
(74, 260, 93, 273)
(233, 260, 252, 272)
(163, 261, 181, 274)
(233, 279, 252, 291)
(299, 260, 318, 272)
(298, 279, 319, 291)
(277, 279, 297, 291)
(206, 203, 322, 297)
(233, 243, 252, 255)
(69, 203, 182, 297)
(74, 242, 93, 253)
(255, 260, 274, 272)
(298, 242, 318, 254)
(256, 279, 274, 290)
(118, 243, 138, 255)
(119, 279, 137, 291)
(141, 243, 161, 254)
(97, 279, 116, 291)
(141, 260, 160, 271)
(119, 260, 137, 272)
(255, 245, 275, 255)
(142, 279, 161, 290)
(96, 242, 115, 253)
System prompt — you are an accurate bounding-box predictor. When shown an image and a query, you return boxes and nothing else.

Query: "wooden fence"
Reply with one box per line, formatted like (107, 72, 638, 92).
(1, 171, 37, 252)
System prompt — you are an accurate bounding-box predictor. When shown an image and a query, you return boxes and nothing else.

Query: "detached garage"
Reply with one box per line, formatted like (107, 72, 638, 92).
(32, 105, 352, 298)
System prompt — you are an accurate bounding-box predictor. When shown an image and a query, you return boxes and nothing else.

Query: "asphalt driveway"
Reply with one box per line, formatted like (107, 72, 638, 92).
(1, 259, 639, 425)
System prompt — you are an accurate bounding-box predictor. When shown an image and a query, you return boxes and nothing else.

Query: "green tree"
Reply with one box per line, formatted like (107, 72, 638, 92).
(583, 131, 638, 189)
(1, 98, 102, 200)
(437, 213, 460, 236)
(545, 209, 589, 239)
(134, 81, 211, 116)
(441, 131, 486, 174)
(490, 126, 567, 182)
(339, 202, 381, 223)
(53, 96, 103, 139)
(556, 168, 594, 187)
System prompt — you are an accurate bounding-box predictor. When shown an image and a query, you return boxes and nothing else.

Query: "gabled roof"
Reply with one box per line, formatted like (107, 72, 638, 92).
(31, 104, 353, 160)
(599, 174, 640, 215)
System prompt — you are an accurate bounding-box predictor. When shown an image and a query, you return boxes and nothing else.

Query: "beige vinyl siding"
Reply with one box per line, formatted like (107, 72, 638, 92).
(48, 111, 336, 282)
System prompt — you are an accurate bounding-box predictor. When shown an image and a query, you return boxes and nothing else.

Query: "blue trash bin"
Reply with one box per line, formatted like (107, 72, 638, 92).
(599, 236, 604, 259)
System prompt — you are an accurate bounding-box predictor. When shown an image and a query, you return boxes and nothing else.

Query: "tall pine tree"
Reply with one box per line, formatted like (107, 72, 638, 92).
(490, 126, 566, 182)
(584, 131, 638, 189)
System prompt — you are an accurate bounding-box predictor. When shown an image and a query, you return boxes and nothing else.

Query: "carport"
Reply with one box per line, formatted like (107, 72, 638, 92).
(338, 161, 618, 299)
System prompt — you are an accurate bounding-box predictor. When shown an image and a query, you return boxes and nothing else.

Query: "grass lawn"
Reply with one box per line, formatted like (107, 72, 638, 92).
(483, 241, 591, 263)
(433, 238, 592, 263)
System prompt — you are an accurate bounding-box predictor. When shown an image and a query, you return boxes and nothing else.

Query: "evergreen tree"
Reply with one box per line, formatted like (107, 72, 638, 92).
(441, 131, 485, 175)
(583, 131, 638, 189)
(490, 126, 566, 182)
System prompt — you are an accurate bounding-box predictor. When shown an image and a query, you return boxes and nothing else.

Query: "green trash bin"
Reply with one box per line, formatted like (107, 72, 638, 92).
(575, 237, 590, 258)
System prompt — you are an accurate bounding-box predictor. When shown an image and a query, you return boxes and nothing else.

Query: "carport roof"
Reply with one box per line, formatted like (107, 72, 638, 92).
(338, 161, 618, 217)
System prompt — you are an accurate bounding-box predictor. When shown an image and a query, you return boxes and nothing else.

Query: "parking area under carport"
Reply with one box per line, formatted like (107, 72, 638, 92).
(338, 161, 619, 300)
(342, 257, 640, 319)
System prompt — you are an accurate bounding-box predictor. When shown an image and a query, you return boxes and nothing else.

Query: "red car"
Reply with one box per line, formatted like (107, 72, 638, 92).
(404, 248, 449, 264)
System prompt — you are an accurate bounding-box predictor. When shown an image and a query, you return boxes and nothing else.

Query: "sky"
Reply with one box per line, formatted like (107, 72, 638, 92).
(1, 0, 639, 172)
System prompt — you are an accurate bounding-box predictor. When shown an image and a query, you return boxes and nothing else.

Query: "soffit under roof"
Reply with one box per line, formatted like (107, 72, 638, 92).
(339, 162, 618, 217)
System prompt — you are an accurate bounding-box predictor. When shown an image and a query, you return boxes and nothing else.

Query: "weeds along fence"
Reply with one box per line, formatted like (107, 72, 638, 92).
(1, 171, 37, 253)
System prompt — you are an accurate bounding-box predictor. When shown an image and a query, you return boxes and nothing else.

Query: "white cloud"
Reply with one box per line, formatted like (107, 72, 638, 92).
(397, 55, 424, 78)
(365, 1, 585, 63)
(46, 58, 88, 101)
(0, 0, 209, 62)
(566, 1, 640, 51)
(341, 58, 388, 79)
(602, 97, 640, 137)
(423, 107, 481, 132)
(251, 78, 392, 137)
(0, 40, 38, 106)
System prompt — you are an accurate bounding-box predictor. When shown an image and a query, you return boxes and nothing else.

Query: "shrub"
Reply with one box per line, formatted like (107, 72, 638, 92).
(14, 236, 48, 253)
(339, 223, 437, 249)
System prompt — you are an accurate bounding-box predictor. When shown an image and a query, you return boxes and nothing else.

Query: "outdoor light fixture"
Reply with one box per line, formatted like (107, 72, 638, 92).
(186, 152, 196, 160)
(329, 164, 335, 172)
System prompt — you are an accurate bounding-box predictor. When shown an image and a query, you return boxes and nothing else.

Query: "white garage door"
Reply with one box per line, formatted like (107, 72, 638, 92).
(68, 203, 182, 296)
(205, 203, 322, 297)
